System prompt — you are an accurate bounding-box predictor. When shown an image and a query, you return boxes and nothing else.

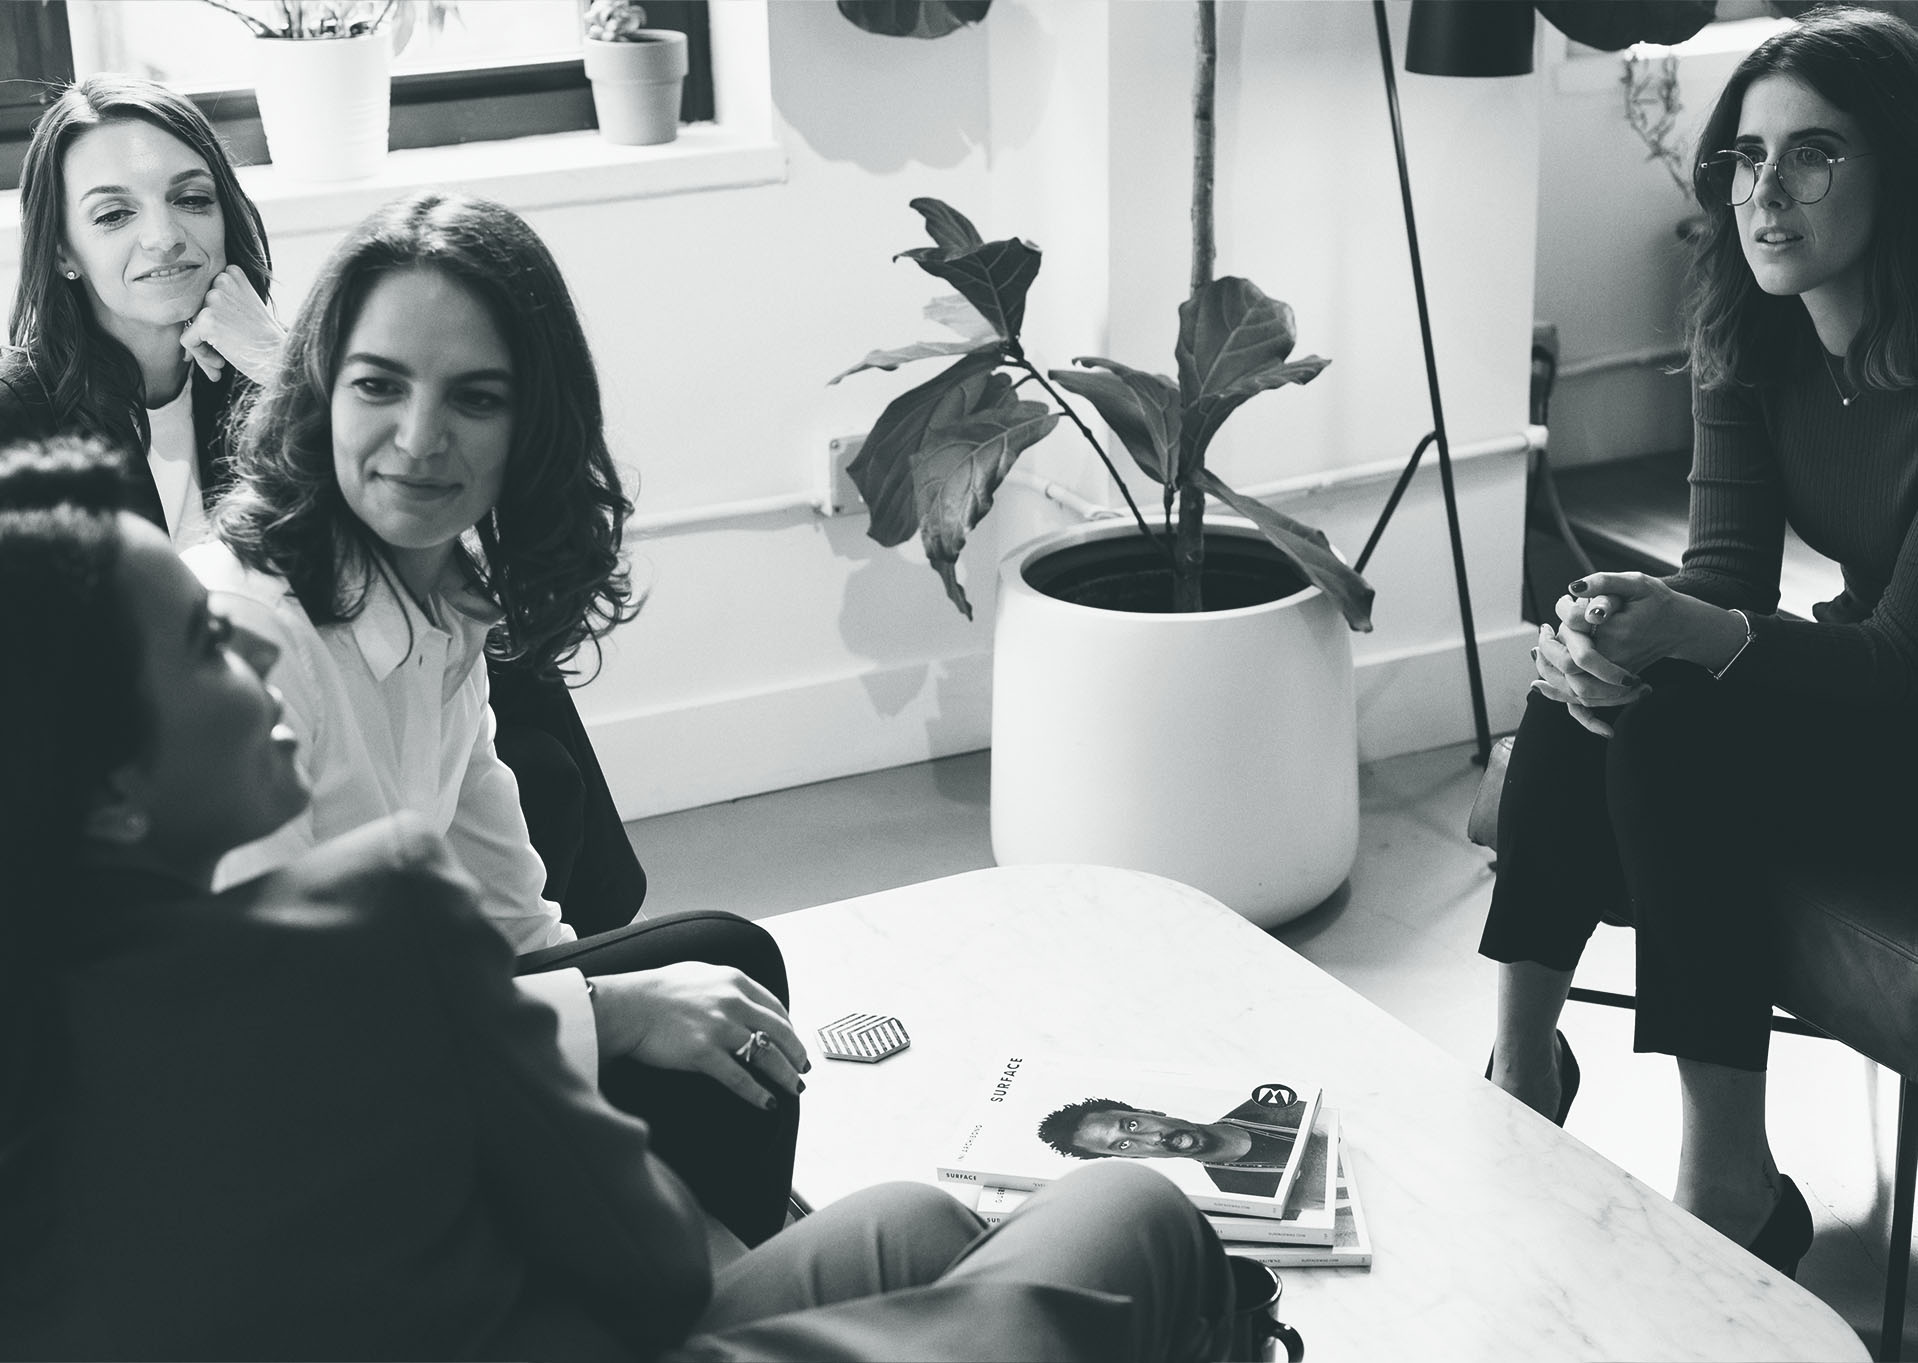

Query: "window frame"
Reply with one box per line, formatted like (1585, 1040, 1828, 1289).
(0, 0, 715, 191)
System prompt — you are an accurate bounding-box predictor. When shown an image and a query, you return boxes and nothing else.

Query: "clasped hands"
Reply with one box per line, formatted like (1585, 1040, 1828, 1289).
(1533, 571, 1689, 737)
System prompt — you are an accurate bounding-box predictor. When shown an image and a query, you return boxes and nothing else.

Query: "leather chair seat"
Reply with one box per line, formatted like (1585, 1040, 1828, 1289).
(1768, 856, 1918, 1080)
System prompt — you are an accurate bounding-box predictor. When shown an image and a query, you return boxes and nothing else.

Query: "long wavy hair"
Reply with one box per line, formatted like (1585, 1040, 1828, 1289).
(0, 437, 145, 1294)
(8, 75, 272, 453)
(214, 190, 636, 679)
(1683, 6, 1918, 391)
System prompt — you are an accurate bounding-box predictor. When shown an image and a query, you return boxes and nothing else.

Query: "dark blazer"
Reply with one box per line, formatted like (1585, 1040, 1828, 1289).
(0, 347, 246, 530)
(0, 819, 710, 1362)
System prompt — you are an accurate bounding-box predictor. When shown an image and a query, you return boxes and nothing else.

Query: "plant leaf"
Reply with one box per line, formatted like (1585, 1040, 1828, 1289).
(897, 237, 1041, 342)
(1200, 470, 1374, 632)
(830, 337, 998, 384)
(924, 292, 998, 343)
(1175, 278, 1328, 476)
(1176, 276, 1300, 403)
(848, 348, 1004, 545)
(837, 0, 991, 40)
(908, 198, 985, 255)
(1179, 355, 1329, 479)
(1048, 357, 1181, 486)
(913, 392, 1061, 617)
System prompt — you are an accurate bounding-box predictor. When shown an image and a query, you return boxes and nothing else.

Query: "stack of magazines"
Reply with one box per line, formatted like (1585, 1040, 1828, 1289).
(938, 1053, 1371, 1268)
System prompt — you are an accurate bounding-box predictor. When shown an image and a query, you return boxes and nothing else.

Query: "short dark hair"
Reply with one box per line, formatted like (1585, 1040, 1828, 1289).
(1684, 6, 1918, 391)
(9, 75, 272, 454)
(0, 434, 145, 1287)
(1036, 1096, 1135, 1159)
(214, 190, 638, 679)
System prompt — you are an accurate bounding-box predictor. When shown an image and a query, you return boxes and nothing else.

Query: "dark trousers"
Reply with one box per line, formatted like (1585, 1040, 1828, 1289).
(669, 1164, 1232, 1362)
(517, 911, 800, 1247)
(1479, 662, 1918, 1072)
(488, 658, 648, 938)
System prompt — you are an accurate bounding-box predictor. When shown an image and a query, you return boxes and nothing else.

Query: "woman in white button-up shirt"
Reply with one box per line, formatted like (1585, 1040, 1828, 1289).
(186, 191, 806, 1247)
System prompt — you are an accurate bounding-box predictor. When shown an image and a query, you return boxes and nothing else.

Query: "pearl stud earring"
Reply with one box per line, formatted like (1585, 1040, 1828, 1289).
(64, 270, 78, 281)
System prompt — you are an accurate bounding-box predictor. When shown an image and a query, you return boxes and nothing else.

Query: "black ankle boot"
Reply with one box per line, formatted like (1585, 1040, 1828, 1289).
(1747, 1176, 1814, 1280)
(1485, 1030, 1579, 1127)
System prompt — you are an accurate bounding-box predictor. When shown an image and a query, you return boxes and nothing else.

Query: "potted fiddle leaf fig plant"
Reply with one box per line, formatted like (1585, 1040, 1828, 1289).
(831, 2, 1375, 927)
(198, 1, 454, 181)
(582, 0, 690, 146)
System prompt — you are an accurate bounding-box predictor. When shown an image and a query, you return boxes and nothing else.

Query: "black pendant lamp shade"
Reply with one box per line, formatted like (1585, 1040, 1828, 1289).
(1404, 0, 1537, 77)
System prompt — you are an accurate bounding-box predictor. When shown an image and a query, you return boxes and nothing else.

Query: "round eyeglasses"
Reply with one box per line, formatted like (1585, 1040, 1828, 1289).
(1696, 146, 1875, 207)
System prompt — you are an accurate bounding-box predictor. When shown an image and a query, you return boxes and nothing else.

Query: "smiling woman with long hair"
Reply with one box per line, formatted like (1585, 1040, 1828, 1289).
(1480, 6, 1918, 1281)
(188, 189, 806, 1248)
(1, 74, 277, 540)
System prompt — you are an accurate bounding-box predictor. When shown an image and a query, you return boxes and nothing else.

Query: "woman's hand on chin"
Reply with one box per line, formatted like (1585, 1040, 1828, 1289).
(181, 265, 284, 385)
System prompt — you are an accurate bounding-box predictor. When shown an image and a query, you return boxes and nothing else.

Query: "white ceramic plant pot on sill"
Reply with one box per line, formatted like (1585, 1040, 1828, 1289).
(583, 31, 689, 146)
(251, 31, 392, 183)
(990, 517, 1359, 930)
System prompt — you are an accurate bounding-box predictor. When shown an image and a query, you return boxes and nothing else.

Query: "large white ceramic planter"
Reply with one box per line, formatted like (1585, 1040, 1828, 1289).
(584, 31, 689, 146)
(991, 518, 1359, 929)
(252, 32, 391, 183)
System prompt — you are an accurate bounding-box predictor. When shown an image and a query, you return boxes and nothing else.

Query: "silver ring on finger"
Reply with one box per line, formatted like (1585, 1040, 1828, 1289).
(733, 1029, 771, 1066)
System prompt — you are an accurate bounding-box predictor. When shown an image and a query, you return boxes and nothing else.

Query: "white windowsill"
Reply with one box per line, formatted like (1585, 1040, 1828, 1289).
(0, 122, 786, 256)
(234, 124, 787, 240)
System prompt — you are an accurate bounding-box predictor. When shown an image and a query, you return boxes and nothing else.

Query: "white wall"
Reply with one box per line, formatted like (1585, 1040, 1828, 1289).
(3, 0, 1545, 816)
(1533, 23, 1784, 468)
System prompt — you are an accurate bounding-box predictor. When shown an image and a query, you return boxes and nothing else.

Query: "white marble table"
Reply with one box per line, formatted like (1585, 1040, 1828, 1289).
(761, 864, 1867, 1362)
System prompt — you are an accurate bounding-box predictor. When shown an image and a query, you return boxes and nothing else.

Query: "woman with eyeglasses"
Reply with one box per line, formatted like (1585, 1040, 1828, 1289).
(0, 436, 1234, 1362)
(1479, 6, 1918, 1279)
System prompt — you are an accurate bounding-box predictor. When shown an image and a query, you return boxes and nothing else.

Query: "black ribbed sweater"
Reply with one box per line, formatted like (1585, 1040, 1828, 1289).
(1668, 321, 1918, 704)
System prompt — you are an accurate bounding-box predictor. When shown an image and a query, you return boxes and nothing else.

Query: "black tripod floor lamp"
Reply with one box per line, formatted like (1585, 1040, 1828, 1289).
(1355, 0, 1540, 768)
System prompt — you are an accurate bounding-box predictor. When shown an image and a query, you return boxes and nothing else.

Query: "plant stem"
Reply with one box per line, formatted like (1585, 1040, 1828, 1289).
(198, 0, 278, 36)
(1191, 0, 1217, 299)
(1177, 0, 1219, 613)
(1016, 360, 1170, 565)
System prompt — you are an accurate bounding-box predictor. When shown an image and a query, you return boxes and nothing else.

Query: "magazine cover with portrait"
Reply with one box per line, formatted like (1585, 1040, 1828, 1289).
(936, 1053, 1322, 1218)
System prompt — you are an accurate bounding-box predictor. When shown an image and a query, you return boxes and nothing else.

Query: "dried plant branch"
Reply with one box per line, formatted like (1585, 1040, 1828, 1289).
(1622, 52, 1692, 198)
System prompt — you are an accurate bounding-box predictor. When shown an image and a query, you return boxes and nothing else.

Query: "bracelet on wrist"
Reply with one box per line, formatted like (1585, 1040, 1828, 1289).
(1709, 609, 1756, 681)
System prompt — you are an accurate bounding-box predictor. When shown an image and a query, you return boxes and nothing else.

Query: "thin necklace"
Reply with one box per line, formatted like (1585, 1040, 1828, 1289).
(1822, 350, 1858, 407)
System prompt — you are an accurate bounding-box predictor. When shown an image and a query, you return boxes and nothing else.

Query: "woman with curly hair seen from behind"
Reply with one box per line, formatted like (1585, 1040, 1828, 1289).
(187, 190, 806, 1249)
(0, 437, 1232, 1363)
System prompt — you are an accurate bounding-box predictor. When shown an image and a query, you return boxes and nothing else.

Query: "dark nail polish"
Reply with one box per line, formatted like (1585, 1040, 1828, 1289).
(797, 1078, 807, 1094)
(1569, 579, 1589, 593)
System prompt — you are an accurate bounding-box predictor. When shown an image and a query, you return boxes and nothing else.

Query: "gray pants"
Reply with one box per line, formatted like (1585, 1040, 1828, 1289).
(667, 1161, 1233, 1362)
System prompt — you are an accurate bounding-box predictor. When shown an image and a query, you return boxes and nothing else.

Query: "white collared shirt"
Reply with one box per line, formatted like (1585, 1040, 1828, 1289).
(184, 540, 596, 1079)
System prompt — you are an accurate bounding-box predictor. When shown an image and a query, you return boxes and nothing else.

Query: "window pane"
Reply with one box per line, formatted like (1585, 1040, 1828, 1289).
(66, 1, 584, 93)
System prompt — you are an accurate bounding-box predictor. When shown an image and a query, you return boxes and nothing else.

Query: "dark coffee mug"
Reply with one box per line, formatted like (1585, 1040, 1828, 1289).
(1225, 1256, 1305, 1362)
